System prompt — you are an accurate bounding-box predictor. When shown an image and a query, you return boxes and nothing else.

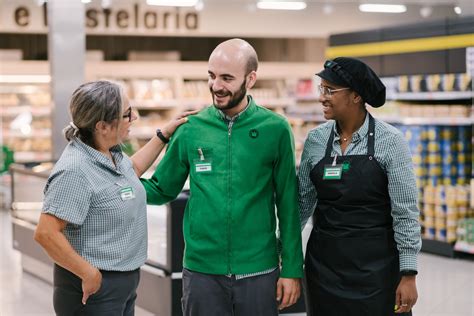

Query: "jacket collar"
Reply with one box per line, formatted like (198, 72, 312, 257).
(212, 95, 257, 122)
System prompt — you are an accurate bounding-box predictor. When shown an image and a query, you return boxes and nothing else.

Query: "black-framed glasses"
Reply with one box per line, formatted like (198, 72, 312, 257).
(122, 108, 133, 122)
(318, 85, 350, 97)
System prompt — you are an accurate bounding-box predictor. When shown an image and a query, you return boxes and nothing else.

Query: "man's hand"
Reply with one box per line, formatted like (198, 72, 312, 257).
(81, 266, 102, 305)
(395, 275, 418, 313)
(276, 277, 301, 310)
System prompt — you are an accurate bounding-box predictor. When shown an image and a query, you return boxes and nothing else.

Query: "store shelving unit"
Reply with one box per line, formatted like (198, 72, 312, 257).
(86, 61, 323, 161)
(0, 63, 52, 163)
(393, 91, 474, 101)
(374, 74, 474, 258)
(0, 60, 323, 164)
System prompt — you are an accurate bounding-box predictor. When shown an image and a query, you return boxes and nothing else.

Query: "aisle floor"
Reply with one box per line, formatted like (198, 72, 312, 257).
(1, 210, 473, 316)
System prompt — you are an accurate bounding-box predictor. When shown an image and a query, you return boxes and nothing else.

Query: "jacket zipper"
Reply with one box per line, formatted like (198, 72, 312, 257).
(227, 119, 234, 274)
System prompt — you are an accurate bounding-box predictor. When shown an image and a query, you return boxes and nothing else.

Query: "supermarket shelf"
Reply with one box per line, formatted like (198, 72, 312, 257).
(3, 129, 51, 138)
(179, 99, 210, 109)
(422, 238, 474, 258)
(132, 99, 180, 110)
(373, 115, 474, 126)
(389, 91, 474, 101)
(14, 152, 51, 163)
(0, 106, 51, 117)
(454, 241, 474, 255)
(421, 238, 456, 257)
(0, 85, 48, 94)
(130, 127, 155, 139)
(287, 114, 326, 123)
(130, 98, 296, 111)
(296, 95, 319, 102)
(256, 98, 295, 108)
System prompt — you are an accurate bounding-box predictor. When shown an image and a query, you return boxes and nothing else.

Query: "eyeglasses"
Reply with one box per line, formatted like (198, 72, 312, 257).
(318, 85, 350, 97)
(122, 108, 133, 122)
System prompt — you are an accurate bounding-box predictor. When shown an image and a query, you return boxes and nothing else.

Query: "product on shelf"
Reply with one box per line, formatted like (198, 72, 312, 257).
(399, 124, 473, 243)
(1, 83, 52, 162)
(397, 73, 472, 93)
(182, 80, 208, 100)
(454, 218, 474, 254)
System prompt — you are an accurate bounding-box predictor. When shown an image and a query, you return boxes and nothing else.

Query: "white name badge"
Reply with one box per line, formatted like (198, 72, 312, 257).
(195, 162, 212, 172)
(323, 165, 343, 180)
(120, 187, 135, 200)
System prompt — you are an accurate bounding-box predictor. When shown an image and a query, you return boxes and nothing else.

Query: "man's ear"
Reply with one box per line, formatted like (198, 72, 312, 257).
(246, 71, 257, 89)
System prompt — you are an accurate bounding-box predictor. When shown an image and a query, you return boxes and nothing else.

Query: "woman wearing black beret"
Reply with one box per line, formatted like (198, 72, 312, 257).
(298, 57, 421, 315)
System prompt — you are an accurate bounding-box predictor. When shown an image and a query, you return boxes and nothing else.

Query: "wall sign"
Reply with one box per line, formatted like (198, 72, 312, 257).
(6, 2, 199, 35)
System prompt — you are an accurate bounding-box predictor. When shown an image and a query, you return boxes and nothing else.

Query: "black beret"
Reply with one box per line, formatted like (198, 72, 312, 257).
(317, 57, 386, 107)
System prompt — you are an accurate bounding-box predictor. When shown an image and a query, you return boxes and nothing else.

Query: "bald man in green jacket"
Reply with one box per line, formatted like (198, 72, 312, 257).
(141, 38, 303, 316)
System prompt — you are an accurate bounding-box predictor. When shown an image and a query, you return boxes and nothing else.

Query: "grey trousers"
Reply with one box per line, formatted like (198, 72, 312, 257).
(181, 268, 280, 316)
(53, 264, 140, 316)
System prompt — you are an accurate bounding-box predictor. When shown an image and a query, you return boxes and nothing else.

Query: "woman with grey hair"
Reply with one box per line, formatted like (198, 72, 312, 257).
(34, 80, 194, 315)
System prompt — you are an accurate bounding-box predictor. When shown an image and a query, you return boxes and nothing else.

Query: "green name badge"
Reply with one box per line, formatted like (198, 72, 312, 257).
(323, 165, 343, 180)
(120, 187, 135, 201)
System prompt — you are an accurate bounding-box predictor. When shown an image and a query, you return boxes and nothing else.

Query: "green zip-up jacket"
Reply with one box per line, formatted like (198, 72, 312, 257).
(141, 97, 304, 278)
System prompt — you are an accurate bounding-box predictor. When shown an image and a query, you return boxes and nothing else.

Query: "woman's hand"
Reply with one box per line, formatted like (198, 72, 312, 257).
(395, 275, 418, 313)
(161, 110, 200, 139)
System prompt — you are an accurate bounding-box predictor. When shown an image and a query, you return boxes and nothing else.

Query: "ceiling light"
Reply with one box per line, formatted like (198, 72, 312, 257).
(359, 4, 407, 13)
(454, 6, 462, 14)
(146, 0, 199, 7)
(257, 1, 307, 11)
(322, 4, 334, 15)
(194, 0, 204, 11)
(420, 6, 432, 18)
(101, 0, 112, 8)
(81, 0, 92, 3)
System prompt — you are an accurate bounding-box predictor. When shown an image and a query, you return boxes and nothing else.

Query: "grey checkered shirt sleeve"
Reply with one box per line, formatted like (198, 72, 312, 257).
(386, 132, 422, 272)
(298, 136, 319, 230)
(43, 169, 92, 225)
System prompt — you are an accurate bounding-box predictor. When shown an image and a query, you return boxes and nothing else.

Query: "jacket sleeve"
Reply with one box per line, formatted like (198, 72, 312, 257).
(140, 126, 190, 205)
(273, 120, 304, 278)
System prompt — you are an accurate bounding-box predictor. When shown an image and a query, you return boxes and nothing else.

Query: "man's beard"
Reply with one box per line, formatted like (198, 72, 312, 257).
(211, 78, 247, 111)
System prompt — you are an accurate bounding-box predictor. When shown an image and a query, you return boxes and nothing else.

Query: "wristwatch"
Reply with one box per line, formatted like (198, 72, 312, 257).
(156, 128, 169, 144)
(400, 270, 418, 276)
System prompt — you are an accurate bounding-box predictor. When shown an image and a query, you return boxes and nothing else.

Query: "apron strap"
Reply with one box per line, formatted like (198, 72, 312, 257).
(367, 114, 375, 157)
(324, 123, 336, 158)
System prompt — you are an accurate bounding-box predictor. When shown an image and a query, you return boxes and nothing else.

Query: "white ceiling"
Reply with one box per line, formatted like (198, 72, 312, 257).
(1, 0, 471, 38)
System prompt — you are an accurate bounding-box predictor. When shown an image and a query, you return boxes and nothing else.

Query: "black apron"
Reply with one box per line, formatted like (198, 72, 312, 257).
(305, 115, 411, 316)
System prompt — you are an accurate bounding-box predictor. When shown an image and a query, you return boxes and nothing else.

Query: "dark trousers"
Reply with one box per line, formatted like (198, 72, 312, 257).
(181, 268, 279, 316)
(53, 264, 140, 316)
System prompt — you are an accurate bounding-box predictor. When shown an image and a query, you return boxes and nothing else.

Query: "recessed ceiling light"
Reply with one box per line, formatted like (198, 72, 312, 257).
(454, 6, 462, 14)
(257, 1, 307, 11)
(322, 4, 334, 15)
(359, 4, 407, 13)
(146, 0, 199, 7)
(194, 0, 204, 11)
(420, 6, 433, 18)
